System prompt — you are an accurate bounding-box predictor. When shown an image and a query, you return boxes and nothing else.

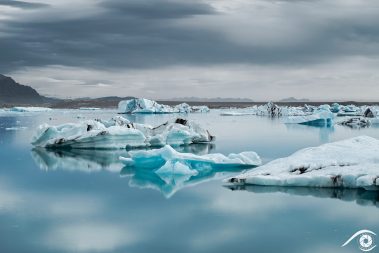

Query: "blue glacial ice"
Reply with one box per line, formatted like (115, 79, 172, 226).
(226, 136, 379, 191)
(120, 145, 261, 198)
(120, 145, 261, 170)
(31, 116, 214, 149)
(118, 98, 209, 114)
(283, 106, 334, 127)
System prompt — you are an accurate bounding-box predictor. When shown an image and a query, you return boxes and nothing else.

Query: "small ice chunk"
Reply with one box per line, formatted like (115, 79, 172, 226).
(10, 107, 52, 112)
(337, 117, 370, 128)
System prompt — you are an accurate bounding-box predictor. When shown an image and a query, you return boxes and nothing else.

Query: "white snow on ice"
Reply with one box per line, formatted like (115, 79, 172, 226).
(226, 136, 379, 190)
(31, 116, 214, 149)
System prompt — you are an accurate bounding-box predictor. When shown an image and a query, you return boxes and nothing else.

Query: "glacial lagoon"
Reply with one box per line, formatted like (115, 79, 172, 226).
(0, 109, 378, 253)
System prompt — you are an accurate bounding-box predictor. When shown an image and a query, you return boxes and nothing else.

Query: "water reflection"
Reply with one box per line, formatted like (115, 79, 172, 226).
(121, 164, 247, 198)
(31, 148, 127, 173)
(31, 144, 224, 198)
(226, 185, 379, 208)
(285, 123, 335, 142)
(31, 144, 215, 173)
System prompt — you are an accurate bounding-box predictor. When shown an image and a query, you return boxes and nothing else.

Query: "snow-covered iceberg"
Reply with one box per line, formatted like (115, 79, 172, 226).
(337, 105, 362, 116)
(226, 136, 379, 190)
(118, 98, 209, 114)
(284, 107, 333, 127)
(220, 102, 306, 117)
(31, 116, 214, 149)
(10, 107, 52, 112)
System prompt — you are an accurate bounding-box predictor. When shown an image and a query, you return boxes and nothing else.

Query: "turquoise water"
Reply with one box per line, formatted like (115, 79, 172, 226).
(0, 109, 378, 253)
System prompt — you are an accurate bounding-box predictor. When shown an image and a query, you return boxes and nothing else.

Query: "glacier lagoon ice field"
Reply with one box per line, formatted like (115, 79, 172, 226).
(0, 109, 378, 253)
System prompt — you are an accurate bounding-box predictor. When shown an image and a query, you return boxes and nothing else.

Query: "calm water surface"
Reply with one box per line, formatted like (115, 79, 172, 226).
(0, 109, 378, 253)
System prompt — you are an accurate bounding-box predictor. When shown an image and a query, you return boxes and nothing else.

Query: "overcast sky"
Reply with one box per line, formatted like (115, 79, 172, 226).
(1, 0, 379, 100)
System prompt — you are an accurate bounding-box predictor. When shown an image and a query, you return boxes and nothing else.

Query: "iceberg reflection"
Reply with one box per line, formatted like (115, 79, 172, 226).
(226, 185, 379, 207)
(31, 148, 128, 173)
(121, 164, 247, 198)
(31, 143, 215, 174)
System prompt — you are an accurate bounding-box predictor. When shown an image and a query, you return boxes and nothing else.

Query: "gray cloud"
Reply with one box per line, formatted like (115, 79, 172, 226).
(101, 0, 215, 19)
(0, 0, 48, 9)
(1, 0, 379, 99)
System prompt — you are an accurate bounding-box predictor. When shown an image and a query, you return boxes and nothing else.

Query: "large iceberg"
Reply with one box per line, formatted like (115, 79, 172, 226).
(284, 107, 333, 127)
(118, 98, 209, 114)
(226, 136, 379, 190)
(31, 116, 214, 149)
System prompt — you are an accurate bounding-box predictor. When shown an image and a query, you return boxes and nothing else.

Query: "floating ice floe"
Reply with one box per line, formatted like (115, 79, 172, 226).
(120, 145, 261, 198)
(337, 117, 371, 128)
(120, 145, 261, 169)
(10, 107, 52, 112)
(284, 106, 333, 127)
(226, 136, 379, 190)
(118, 98, 209, 114)
(5, 126, 28, 131)
(79, 107, 101, 110)
(31, 116, 214, 149)
(337, 105, 362, 116)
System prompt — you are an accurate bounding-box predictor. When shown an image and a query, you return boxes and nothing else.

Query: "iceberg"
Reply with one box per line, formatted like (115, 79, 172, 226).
(174, 103, 210, 113)
(118, 98, 176, 114)
(79, 107, 101, 110)
(337, 105, 362, 116)
(284, 107, 333, 127)
(226, 136, 379, 191)
(363, 107, 379, 118)
(120, 145, 261, 170)
(118, 98, 210, 114)
(120, 145, 261, 198)
(220, 103, 306, 117)
(337, 117, 371, 128)
(330, 103, 341, 113)
(10, 107, 52, 112)
(31, 116, 214, 149)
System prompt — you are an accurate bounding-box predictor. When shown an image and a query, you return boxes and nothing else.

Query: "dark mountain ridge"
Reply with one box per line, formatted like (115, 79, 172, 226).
(0, 74, 44, 104)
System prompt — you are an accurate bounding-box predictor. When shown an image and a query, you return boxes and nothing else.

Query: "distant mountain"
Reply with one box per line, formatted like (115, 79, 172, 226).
(279, 97, 310, 103)
(166, 97, 254, 102)
(50, 96, 135, 108)
(0, 74, 44, 104)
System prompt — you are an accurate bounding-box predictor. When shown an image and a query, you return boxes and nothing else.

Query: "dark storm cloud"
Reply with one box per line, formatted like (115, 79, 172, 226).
(100, 0, 215, 19)
(1, 0, 379, 73)
(0, 0, 48, 9)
